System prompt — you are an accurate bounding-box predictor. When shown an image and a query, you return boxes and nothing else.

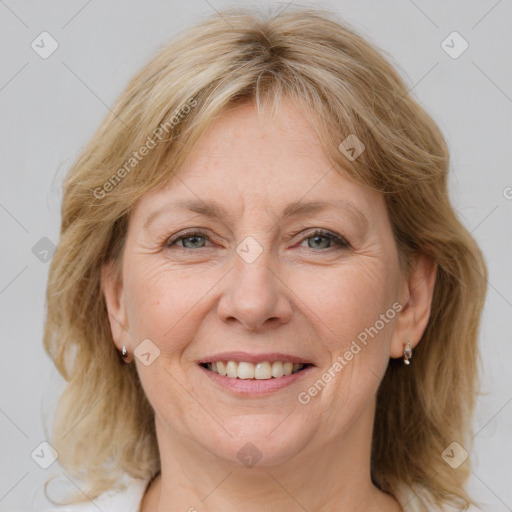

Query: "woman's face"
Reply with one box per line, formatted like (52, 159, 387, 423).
(104, 99, 413, 469)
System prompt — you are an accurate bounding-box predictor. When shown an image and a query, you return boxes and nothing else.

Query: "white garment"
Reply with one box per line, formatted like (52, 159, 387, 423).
(44, 474, 472, 511)
(44, 474, 148, 512)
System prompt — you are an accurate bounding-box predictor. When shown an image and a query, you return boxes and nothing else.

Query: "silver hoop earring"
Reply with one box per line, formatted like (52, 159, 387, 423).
(403, 340, 412, 365)
(121, 345, 129, 361)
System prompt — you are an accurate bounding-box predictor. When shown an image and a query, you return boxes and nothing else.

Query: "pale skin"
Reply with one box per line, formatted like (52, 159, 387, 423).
(102, 98, 436, 511)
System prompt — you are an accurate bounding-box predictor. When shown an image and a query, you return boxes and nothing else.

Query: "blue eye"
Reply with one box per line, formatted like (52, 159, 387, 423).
(166, 230, 209, 249)
(165, 229, 350, 251)
(300, 230, 350, 250)
(178, 235, 206, 249)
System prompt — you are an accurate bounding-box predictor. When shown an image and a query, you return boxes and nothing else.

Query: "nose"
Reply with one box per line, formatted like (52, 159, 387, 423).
(217, 244, 293, 332)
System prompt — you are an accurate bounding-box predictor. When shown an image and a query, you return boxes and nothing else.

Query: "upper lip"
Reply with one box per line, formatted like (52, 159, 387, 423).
(197, 352, 314, 365)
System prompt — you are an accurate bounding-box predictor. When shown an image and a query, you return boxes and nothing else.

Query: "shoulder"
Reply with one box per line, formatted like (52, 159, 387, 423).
(394, 482, 482, 512)
(43, 474, 151, 512)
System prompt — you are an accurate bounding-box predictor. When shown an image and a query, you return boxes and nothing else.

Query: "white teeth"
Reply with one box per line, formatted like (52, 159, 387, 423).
(271, 361, 284, 378)
(254, 362, 272, 380)
(204, 360, 305, 379)
(226, 361, 238, 378)
(237, 362, 255, 379)
(216, 361, 227, 376)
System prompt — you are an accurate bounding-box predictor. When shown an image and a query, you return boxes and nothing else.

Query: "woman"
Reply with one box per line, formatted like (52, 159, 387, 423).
(43, 6, 487, 511)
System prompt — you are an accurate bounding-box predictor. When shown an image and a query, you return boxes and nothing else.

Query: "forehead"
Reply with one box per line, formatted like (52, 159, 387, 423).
(198, 99, 322, 158)
(131, 98, 385, 224)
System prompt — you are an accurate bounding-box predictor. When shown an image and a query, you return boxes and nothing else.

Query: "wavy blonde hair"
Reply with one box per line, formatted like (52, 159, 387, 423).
(44, 6, 487, 509)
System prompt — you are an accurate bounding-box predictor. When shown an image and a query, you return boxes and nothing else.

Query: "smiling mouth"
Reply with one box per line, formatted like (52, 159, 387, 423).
(200, 361, 312, 380)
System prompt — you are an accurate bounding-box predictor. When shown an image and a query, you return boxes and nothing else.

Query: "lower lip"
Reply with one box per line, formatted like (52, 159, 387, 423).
(198, 364, 314, 396)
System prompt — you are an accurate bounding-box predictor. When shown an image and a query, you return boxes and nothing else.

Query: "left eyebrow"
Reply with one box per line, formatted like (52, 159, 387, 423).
(281, 199, 368, 230)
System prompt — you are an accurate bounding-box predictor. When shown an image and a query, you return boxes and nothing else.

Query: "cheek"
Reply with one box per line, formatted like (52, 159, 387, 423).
(123, 258, 219, 352)
(295, 254, 401, 357)
(294, 257, 401, 420)
(121, 260, 214, 431)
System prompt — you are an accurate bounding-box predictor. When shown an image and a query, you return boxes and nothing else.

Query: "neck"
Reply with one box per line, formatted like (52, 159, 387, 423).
(141, 400, 401, 512)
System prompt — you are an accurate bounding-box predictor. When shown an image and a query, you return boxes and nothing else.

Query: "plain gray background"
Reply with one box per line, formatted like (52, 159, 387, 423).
(1, 1, 511, 510)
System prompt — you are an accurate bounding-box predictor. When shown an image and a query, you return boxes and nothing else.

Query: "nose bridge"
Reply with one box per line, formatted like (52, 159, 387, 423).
(217, 232, 292, 330)
(234, 234, 275, 288)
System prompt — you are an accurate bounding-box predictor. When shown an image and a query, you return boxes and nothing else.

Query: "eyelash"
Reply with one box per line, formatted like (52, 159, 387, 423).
(164, 228, 351, 252)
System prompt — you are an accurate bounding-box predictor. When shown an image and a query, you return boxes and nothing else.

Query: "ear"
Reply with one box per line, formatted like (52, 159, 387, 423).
(101, 260, 130, 353)
(390, 254, 437, 358)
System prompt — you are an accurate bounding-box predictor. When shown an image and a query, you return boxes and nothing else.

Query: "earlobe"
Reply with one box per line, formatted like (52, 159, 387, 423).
(101, 261, 129, 352)
(390, 254, 437, 359)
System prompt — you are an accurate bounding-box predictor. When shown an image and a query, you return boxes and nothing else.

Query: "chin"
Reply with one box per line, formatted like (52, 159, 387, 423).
(196, 412, 319, 468)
